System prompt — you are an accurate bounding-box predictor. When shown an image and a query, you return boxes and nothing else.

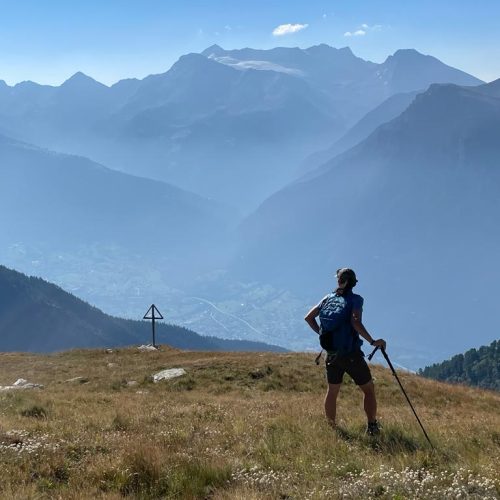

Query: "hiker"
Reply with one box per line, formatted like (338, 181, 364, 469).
(304, 268, 386, 435)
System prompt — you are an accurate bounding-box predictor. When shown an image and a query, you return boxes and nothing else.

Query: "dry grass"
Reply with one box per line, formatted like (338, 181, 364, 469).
(0, 347, 498, 499)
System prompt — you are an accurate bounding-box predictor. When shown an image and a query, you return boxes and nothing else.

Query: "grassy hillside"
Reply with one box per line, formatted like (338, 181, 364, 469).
(0, 348, 498, 499)
(0, 265, 285, 353)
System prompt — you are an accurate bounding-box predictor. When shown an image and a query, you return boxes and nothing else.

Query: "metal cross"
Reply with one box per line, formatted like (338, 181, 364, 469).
(143, 304, 164, 348)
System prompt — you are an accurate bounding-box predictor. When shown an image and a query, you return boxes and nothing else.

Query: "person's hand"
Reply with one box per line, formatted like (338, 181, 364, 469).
(372, 339, 386, 350)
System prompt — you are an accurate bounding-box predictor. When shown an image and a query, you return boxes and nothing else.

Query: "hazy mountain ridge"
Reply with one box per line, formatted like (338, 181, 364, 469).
(375, 49, 481, 94)
(0, 73, 136, 146)
(301, 90, 421, 173)
(206, 45, 482, 124)
(0, 45, 483, 209)
(0, 132, 235, 284)
(202, 44, 376, 86)
(0, 46, 495, 367)
(0, 264, 286, 353)
(234, 79, 500, 360)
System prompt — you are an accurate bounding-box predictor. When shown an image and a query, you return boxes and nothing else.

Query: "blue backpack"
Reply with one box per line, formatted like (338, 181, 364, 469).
(318, 293, 356, 354)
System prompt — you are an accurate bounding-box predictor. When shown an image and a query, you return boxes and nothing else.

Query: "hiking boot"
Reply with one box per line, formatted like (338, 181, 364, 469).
(366, 420, 380, 436)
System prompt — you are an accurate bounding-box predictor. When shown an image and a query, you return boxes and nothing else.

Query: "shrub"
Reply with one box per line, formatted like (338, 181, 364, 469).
(120, 447, 162, 496)
(167, 460, 231, 498)
(169, 376, 196, 391)
(111, 413, 131, 432)
(20, 405, 48, 419)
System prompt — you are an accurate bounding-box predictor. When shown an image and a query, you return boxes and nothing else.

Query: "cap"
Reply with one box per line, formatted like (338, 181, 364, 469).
(336, 268, 358, 286)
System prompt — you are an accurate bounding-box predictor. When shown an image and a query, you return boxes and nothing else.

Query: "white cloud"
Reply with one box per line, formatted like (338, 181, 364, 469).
(344, 29, 366, 37)
(224, 25, 232, 31)
(344, 23, 382, 37)
(272, 23, 308, 36)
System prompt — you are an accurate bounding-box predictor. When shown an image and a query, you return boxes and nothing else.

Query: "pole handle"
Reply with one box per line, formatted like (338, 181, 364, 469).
(315, 350, 323, 365)
(368, 345, 379, 361)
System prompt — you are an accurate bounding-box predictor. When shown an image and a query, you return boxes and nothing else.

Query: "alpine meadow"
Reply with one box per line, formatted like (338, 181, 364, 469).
(0, 1, 499, 498)
(0, 348, 498, 498)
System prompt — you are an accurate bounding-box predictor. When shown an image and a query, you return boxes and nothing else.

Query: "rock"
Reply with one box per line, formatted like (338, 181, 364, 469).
(138, 344, 158, 351)
(65, 376, 89, 384)
(127, 380, 138, 387)
(107, 363, 117, 368)
(105, 349, 114, 354)
(13, 379, 44, 389)
(0, 379, 44, 391)
(152, 368, 186, 383)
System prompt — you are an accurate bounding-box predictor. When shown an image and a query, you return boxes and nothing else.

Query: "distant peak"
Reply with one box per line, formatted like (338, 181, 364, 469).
(67, 71, 93, 81)
(307, 43, 332, 50)
(426, 82, 460, 92)
(170, 52, 224, 74)
(62, 72, 105, 88)
(111, 77, 140, 88)
(485, 77, 500, 88)
(176, 52, 212, 64)
(202, 44, 225, 56)
(477, 78, 500, 97)
(391, 48, 426, 59)
(383, 49, 433, 67)
(339, 46, 354, 55)
(306, 44, 356, 58)
(14, 80, 45, 89)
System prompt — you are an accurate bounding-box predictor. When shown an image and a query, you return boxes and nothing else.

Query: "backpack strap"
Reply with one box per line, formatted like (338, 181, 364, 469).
(346, 293, 362, 352)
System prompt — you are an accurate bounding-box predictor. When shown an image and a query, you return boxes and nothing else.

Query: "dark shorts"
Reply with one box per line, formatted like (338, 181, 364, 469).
(325, 351, 372, 386)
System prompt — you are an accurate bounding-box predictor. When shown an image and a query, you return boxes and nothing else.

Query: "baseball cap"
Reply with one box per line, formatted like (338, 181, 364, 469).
(336, 268, 358, 285)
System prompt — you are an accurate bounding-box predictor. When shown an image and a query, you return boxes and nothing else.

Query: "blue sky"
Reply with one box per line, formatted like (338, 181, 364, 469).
(1, 0, 499, 85)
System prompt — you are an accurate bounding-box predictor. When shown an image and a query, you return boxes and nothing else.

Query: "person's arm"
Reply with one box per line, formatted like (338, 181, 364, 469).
(351, 309, 386, 349)
(304, 305, 321, 334)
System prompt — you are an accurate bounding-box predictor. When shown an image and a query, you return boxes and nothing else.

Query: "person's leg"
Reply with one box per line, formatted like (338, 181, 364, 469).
(358, 380, 377, 423)
(345, 354, 377, 424)
(324, 383, 341, 426)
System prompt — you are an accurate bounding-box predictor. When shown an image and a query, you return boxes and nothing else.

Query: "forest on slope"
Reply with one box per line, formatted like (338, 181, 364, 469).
(0, 265, 285, 353)
(419, 340, 499, 390)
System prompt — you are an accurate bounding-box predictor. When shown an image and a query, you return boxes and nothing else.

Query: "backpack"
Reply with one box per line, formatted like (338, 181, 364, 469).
(318, 293, 355, 354)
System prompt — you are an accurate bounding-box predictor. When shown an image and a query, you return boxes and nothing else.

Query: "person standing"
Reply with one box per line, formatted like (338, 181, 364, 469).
(304, 268, 386, 435)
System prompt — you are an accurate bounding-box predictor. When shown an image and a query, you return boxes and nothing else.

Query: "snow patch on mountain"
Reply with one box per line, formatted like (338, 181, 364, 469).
(208, 55, 305, 76)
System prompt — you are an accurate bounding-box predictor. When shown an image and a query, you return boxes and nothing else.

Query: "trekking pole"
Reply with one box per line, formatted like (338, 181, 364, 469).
(315, 350, 323, 365)
(368, 345, 379, 361)
(368, 346, 434, 449)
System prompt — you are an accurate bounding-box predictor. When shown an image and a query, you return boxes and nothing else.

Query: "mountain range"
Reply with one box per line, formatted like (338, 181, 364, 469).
(301, 90, 421, 173)
(0, 133, 234, 286)
(235, 79, 500, 361)
(0, 44, 497, 368)
(0, 45, 482, 210)
(204, 45, 481, 122)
